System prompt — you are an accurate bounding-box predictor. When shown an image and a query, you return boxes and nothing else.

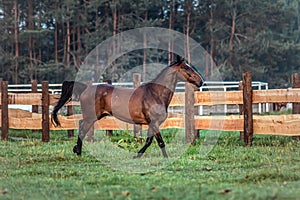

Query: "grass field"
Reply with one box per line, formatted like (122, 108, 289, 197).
(0, 129, 299, 200)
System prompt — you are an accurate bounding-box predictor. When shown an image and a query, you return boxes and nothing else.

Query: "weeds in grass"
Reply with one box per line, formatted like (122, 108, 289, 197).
(0, 129, 299, 199)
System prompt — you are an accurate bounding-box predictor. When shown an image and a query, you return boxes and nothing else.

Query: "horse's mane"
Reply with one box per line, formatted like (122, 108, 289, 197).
(150, 60, 179, 84)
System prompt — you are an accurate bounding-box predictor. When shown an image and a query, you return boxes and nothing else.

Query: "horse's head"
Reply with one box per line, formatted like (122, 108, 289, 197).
(172, 55, 204, 88)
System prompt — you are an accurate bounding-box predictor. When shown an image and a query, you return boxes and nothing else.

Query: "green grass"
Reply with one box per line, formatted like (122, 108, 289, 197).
(0, 129, 299, 200)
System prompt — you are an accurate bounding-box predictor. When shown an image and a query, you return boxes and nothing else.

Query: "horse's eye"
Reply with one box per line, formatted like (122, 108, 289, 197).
(184, 65, 190, 70)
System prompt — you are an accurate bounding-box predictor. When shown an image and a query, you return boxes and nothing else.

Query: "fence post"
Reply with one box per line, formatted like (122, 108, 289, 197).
(292, 73, 300, 140)
(133, 73, 142, 142)
(238, 81, 244, 141)
(42, 81, 50, 142)
(1, 81, 9, 140)
(292, 73, 300, 113)
(31, 80, 38, 113)
(242, 72, 253, 146)
(185, 82, 195, 144)
(31, 80, 38, 134)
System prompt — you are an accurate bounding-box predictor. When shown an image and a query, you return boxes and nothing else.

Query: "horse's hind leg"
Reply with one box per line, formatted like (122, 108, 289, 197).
(73, 118, 95, 156)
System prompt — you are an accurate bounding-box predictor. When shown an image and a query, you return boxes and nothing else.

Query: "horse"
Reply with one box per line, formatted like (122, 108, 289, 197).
(51, 55, 204, 158)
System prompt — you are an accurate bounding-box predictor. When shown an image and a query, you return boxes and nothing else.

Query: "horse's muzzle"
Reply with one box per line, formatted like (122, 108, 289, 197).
(189, 80, 202, 91)
(195, 80, 203, 88)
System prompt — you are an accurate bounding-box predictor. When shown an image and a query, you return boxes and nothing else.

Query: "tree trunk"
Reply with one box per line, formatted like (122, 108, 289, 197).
(77, 26, 81, 65)
(168, 0, 174, 64)
(143, 11, 148, 82)
(112, 0, 117, 76)
(229, 0, 238, 65)
(14, 0, 19, 84)
(66, 7, 71, 67)
(55, 21, 59, 83)
(297, 1, 300, 43)
(28, 0, 34, 81)
(113, 0, 117, 37)
(209, 1, 214, 77)
(186, 12, 191, 62)
(205, 34, 209, 78)
(54, 21, 58, 63)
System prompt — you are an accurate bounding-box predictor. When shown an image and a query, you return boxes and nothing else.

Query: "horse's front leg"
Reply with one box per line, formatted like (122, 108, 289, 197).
(134, 136, 154, 159)
(73, 119, 94, 156)
(154, 132, 168, 158)
(150, 118, 168, 158)
(134, 127, 155, 159)
(134, 126, 168, 158)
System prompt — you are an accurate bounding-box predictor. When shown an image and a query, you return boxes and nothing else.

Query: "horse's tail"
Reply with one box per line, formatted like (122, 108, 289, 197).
(51, 81, 87, 127)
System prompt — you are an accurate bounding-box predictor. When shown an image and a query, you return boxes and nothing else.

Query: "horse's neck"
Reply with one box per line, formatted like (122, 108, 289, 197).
(151, 67, 178, 92)
(150, 67, 178, 105)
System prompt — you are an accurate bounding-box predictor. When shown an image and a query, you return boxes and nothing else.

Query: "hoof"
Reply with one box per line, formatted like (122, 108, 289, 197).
(162, 152, 168, 158)
(133, 153, 143, 159)
(73, 145, 81, 156)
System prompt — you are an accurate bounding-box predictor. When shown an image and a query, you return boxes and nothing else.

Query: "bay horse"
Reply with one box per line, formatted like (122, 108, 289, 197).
(51, 55, 203, 158)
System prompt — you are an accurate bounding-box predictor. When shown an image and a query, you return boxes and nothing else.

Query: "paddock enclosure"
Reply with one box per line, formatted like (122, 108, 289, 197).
(1, 72, 300, 145)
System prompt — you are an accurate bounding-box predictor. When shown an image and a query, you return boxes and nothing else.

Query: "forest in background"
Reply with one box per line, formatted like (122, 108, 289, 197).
(0, 0, 299, 88)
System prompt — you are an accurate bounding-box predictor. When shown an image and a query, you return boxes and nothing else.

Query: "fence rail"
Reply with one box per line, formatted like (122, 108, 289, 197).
(1, 109, 300, 137)
(1, 72, 300, 145)
(6, 81, 269, 93)
(1, 88, 299, 106)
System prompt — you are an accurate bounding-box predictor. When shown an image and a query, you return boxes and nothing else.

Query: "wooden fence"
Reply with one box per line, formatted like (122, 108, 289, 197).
(1, 72, 300, 145)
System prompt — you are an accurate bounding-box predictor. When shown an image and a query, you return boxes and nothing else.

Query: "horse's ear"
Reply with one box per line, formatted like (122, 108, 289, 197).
(176, 55, 184, 63)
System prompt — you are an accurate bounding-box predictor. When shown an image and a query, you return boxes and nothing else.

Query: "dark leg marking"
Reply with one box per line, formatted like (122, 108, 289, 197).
(134, 136, 154, 159)
(73, 119, 95, 156)
(73, 114, 109, 156)
(73, 136, 83, 156)
(155, 132, 168, 158)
